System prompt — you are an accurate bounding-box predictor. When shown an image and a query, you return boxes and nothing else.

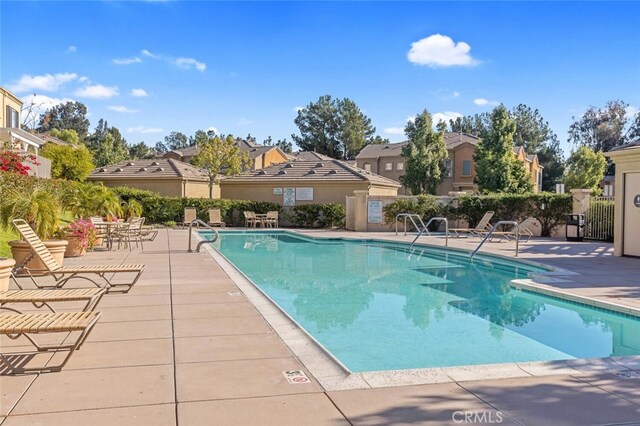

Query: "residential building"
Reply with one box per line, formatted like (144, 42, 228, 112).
(163, 138, 289, 170)
(355, 132, 543, 194)
(0, 86, 51, 178)
(220, 160, 400, 205)
(87, 158, 216, 198)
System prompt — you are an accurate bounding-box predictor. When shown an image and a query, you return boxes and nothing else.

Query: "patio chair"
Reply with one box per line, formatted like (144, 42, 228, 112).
(0, 307, 101, 373)
(140, 221, 158, 241)
(12, 219, 145, 294)
(183, 207, 197, 227)
(113, 217, 145, 250)
(208, 209, 226, 228)
(264, 211, 279, 228)
(0, 287, 107, 313)
(89, 216, 108, 249)
(448, 211, 495, 238)
(243, 211, 258, 228)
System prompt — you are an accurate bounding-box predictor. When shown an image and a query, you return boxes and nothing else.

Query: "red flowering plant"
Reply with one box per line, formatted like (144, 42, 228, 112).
(54, 219, 98, 249)
(0, 149, 38, 175)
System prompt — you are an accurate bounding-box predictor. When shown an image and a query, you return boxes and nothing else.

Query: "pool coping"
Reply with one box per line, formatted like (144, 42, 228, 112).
(197, 229, 640, 391)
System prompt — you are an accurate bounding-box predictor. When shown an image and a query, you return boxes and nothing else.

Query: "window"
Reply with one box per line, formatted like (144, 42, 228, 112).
(537, 170, 542, 188)
(385, 162, 393, 171)
(462, 160, 471, 176)
(396, 162, 404, 171)
(6, 106, 19, 128)
(444, 159, 453, 177)
(363, 163, 371, 172)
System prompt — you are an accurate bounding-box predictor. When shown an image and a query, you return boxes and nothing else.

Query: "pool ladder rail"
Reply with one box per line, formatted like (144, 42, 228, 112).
(187, 219, 220, 252)
(470, 220, 520, 259)
(395, 214, 449, 248)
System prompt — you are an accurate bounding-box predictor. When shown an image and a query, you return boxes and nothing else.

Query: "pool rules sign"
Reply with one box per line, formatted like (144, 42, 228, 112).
(368, 200, 383, 224)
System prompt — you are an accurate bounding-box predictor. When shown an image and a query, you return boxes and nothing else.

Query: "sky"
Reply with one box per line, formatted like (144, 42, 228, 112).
(1, 1, 639, 156)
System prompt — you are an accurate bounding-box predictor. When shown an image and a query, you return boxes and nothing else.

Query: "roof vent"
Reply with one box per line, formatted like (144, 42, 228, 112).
(283, 163, 293, 168)
(151, 161, 160, 166)
(127, 162, 135, 166)
(99, 168, 107, 172)
(315, 163, 324, 168)
(138, 167, 147, 172)
(257, 170, 267, 175)
(328, 170, 338, 175)
(278, 170, 287, 175)
(156, 167, 164, 172)
(307, 169, 317, 175)
(115, 168, 123, 172)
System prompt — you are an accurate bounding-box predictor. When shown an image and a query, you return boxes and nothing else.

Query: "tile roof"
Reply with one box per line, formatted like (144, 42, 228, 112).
(609, 140, 640, 151)
(355, 132, 479, 159)
(88, 158, 209, 181)
(222, 159, 401, 187)
(164, 138, 279, 160)
(292, 151, 335, 161)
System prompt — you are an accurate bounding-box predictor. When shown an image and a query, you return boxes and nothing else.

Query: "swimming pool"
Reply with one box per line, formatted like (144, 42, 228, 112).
(203, 230, 640, 372)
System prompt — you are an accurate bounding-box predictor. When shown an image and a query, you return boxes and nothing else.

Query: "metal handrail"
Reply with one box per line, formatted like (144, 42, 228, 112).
(187, 219, 220, 252)
(410, 217, 448, 248)
(470, 221, 520, 259)
(395, 213, 427, 236)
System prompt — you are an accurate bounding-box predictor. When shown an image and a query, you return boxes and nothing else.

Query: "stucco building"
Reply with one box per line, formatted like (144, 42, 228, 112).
(87, 158, 216, 198)
(220, 160, 400, 205)
(355, 132, 543, 195)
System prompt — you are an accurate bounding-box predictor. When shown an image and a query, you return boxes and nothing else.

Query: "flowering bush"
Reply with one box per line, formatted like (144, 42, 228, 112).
(56, 219, 98, 249)
(0, 150, 38, 175)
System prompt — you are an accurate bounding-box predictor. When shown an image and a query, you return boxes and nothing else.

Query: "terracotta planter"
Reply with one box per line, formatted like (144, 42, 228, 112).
(0, 258, 16, 292)
(9, 239, 68, 275)
(64, 236, 87, 258)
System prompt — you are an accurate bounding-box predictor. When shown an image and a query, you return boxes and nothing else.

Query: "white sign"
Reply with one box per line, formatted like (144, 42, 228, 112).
(273, 187, 283, 195)
(368, 200, 383, 224)
(282, 370, 310, 384)
(283, 188, 296, 206)
(296, 187, 314, 201)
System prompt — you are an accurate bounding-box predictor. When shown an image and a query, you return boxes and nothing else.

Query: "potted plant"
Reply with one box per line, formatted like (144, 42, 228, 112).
(56, 219, 98, 257)
(0, 257, 16, 291)
(121, 199, 143, 221)
(1, 189, 68, 273)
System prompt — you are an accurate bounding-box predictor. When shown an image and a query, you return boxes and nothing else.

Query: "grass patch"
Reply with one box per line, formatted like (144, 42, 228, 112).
(0, 227, 18, 258)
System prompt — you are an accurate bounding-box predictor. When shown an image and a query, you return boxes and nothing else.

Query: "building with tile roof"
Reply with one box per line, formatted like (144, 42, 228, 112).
(87, 158, 217, 198)
(220, 159, 400, 205)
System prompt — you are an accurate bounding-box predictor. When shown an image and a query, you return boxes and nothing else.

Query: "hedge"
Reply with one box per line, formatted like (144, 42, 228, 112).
(383, 192, 572, 237)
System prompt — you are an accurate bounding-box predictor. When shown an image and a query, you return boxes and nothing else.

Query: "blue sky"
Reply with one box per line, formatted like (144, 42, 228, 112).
(1, 1, 639, 155)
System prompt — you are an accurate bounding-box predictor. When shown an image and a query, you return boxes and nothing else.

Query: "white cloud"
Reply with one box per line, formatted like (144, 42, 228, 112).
(79, 76, 90, 83)
(141, 49, 159, 59)
(408, 34, 479, 68)
(130, 88, 148, 97)
(113, 57, 142, 65)
(206, 126, 218, 134)
(453, 91, 460, 97)
(407, 115, 416, 124)
(294, 106, 304, 113)
(21, 93, 74, 125)
(237, 118, 252, 126)
(174, 57, 206, 72)
(8, 72, 78, 93)
(626, 105, 639, 119)
(433, 111, 463, 125)
(473, 98, 499, 106)
(108, 105, 138, 113)
(383, 127, 405, 135)
(127, 126, 164, 134)
(74, 84, 119, 99)
(67, 46, 77, 53)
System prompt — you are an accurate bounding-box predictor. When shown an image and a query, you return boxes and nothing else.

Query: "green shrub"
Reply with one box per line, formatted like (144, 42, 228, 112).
(383, 195, 443, 226)
(291, 204, 346, 228)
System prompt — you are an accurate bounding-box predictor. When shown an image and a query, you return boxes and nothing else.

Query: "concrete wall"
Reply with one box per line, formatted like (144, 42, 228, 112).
(94, 178, 216, 198)
(221, 181, 377, 205)
(262, 149, 288, 168)
(185, 181, 217, 198)
(608, 148, 640, 256)
(1, 87, 23, 128)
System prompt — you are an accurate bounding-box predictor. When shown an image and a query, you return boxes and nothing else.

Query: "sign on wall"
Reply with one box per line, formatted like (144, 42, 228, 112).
(273, 187, 283, 195)
(296, 187, 314, 201)
(283, 188, 295, 206)
(368, 200, 383, 224)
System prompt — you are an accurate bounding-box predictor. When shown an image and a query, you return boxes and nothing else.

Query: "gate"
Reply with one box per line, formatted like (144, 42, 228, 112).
(585, 196, 615, 241)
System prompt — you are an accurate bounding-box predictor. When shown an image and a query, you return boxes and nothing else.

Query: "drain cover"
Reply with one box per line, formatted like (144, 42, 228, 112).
(614, 370, 640, 379)
(283, 370, 310, 384)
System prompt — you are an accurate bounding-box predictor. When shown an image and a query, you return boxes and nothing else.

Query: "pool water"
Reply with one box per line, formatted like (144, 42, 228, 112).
(205, 231, 640, 372)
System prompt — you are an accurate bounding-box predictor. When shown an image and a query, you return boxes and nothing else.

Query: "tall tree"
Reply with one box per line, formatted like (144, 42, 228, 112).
(36, 101, 90, 139)
(399, 110, 449, 195)
(154, 141, 168, 154)
(564, 146, 607, 193)
(474, 105, 533, 193)
(164, 132, 190, 151)
(292, 95, 383, 160)
(49, 128, 81, 145)
(568, 100, 633, 152)
(192, 135, 251, 198)
(128, 142, 152, 159)
(510, 104, 565, 191)
(449, 113, 490, 139)
(86, 119, 129, 167)
(39, 143, 94, 181)
(189, 130, 209, 147)
(276, 139, 293, 153)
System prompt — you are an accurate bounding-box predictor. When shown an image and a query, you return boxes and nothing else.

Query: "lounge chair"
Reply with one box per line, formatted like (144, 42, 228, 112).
(0, 307, 101, 373)
(12, 219, 145, 294)
(183, 207, 197, 227)
(208, 209, 226, 228)
(0, 288, 107, 313)
(448, 211, 495, 238)
(478, 224, 534, 243)
(264, 211, 279, 228)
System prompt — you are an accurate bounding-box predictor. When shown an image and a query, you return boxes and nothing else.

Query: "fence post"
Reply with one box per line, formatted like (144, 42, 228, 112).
(353, 190, 369, 232)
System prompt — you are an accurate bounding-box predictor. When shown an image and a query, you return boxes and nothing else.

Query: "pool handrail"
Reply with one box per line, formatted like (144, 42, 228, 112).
(187, 219, 219, 252)
(470, 220, 520, 259)
(395, 213, 427, 236)
(410, 217, 448, 248)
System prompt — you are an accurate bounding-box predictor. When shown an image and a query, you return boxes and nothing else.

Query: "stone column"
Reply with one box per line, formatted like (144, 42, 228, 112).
(353, 190, 369, 232)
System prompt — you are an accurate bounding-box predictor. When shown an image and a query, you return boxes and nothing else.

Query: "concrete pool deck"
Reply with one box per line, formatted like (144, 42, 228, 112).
(1, 228, 640, 425)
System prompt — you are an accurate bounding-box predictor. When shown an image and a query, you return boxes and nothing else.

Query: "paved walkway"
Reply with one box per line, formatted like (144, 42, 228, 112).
(1, 229, 640, 425)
